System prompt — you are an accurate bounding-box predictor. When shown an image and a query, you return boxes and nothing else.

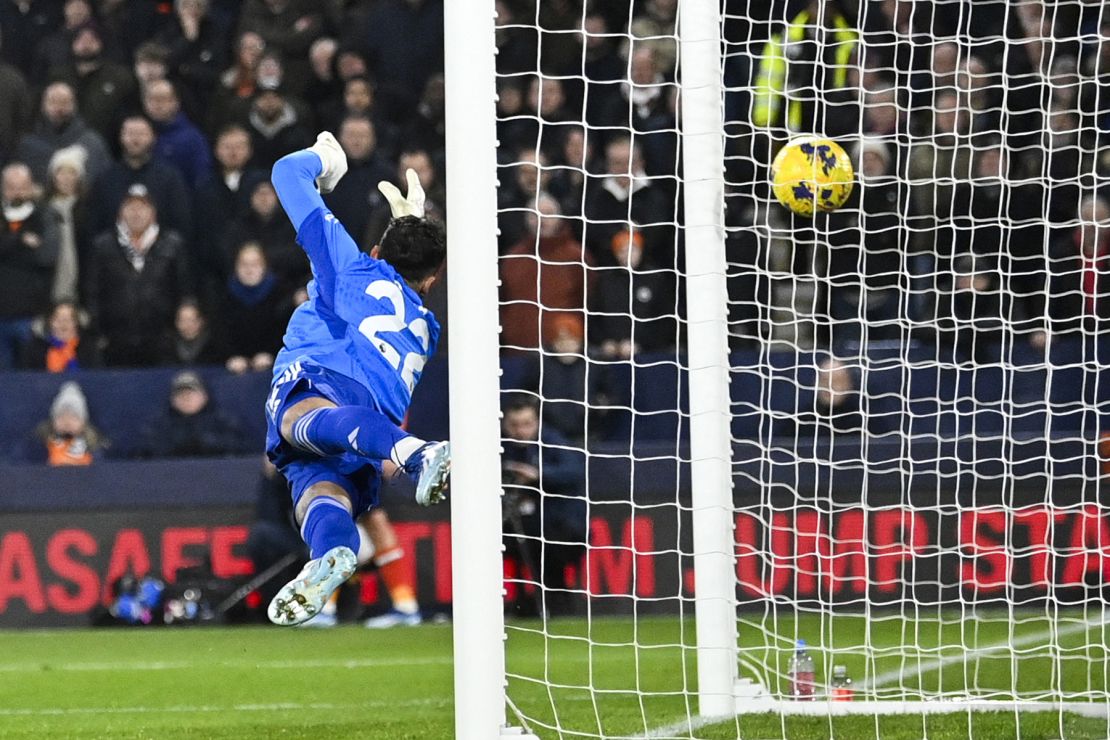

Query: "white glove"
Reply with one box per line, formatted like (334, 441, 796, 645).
(308, 131, 347, 194)
(377, 168, 426, 219)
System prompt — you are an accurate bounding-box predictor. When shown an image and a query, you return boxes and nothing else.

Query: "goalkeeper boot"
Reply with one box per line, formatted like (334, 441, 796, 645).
(403, 441, 451, 506)
(268, 546, 357, 626)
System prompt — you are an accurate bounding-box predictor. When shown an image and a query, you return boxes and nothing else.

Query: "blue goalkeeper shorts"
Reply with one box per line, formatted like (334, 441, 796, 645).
(265, 361, 383, 515)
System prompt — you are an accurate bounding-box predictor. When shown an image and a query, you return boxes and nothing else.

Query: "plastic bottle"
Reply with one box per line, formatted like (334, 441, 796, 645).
(788, 639, 816, 700)
(831, 665, 854, 701)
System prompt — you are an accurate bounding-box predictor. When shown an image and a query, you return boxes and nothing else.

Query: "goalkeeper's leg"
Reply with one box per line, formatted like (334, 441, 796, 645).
(268, 480, 359, 626)
(280, 396, 451, 506)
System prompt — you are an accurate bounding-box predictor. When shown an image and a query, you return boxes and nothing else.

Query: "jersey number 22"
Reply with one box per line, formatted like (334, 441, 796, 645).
(358, 279, 430, 393)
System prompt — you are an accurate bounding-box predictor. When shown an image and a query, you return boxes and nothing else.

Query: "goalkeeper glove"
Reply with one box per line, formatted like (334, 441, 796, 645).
(377, 168, 426, 219)
(308, 131, 347, 194)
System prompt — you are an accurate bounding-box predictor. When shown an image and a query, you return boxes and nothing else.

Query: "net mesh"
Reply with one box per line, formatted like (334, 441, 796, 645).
(490, 1, 1110, 737)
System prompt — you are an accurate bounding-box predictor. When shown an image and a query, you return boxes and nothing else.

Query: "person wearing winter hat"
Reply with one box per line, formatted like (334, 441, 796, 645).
(34, 381, 106, 466)
(47, 144, 88, 302)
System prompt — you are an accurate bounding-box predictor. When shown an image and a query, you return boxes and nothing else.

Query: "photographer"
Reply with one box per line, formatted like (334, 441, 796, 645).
(501, 394, 587, 616)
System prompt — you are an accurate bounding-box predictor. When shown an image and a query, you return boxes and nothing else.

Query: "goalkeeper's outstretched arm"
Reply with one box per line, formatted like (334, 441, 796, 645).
(271, 132, 360, 306)
(271, 131, 348, 231)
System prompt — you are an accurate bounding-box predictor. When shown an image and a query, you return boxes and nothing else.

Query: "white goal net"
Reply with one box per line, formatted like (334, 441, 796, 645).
(449, 0, 1110, 737)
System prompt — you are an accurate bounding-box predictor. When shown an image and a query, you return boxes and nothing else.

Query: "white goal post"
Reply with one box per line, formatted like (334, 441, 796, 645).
(445, 0, 1110, 737)
(445, 0, 740, 733)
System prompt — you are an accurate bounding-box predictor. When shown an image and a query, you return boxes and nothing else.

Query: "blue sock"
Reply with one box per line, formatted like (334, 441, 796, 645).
(300, 497, 359, 559)
(288, 405, 423, 465)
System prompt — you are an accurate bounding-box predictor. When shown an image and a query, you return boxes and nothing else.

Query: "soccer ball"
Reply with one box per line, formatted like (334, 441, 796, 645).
(770, 136, 854, 216)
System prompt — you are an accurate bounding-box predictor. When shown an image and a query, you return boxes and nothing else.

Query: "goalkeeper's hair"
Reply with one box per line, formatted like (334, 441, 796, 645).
(379, 215, 446, 283)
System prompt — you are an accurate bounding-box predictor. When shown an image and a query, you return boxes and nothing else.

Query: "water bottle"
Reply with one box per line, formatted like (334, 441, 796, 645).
(789, 639, 816, 700)
(831, 665, 854, 701)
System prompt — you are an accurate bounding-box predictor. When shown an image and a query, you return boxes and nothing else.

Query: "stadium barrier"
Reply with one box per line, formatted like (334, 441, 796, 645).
(2, 435, 1106, 627)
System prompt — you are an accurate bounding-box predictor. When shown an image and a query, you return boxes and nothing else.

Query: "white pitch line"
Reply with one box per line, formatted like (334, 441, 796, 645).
(0, 656, 451, 673)
(862, 612, 1110, 690)
(635, 713, 732, 739)
(0, 698, 449, 718)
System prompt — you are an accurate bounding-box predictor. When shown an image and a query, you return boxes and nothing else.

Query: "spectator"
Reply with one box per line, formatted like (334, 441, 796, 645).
(907, 90, 972, 243)
(0, 36, 32, 162)
(244, 81, 313, 170)
(94, 0, 166, 63)
(937, 254, 1032, 364)
(303, 36, 339, 111)
(320, 76, 396, 154)
(750, 0, 859, 138)
(522, 75, 575, 159)
(501, 394, 586, 616)
(493, 0, 537, 76)
(222, 242, 290, 374)
(593, 46, 677, 178)
(958, 55, 1002, 139)
(0, 163, 60, 369)
(498, 146, 553, 250)
(132, 41, 170, 94)
(806, 358, 863, 436)
(407, 73, 446, 154)
(31, 381, 107, 465)
(533, 0, 582, 76)
(824, 138, 905, 350)
(355, 0, 444, 123)
(1042, 109, 1083, 226)
(499, 192, 593, 354)
(531, 313, 593, 446)
(14, 81, 111, 185)
(84, 186, 192, 366)
(155, 0, 228, 114)
(589, 228, 677, 359)
(551, 125, 594, 221)
(143, 79, 212, 187)
(582, 135, 672, 267)
(48, 22, 139, 141)
(194, 124, 266, 289)
(237, 0, 322, 90)
(162, 298, 227, 366)
(628, 0, 677, 72)
(20, 299, 100, 371)
(581, 13, 624, 126)
(225, 179, 307, 288)
(89, 115, 193, 252)
(323, 116, 392, 243)
(1047, 195, 1110, 338)
(45, 145, 88, 302)
(137, 369, 250, 457)
(495, 78, 530, 155)
(209, 30, 266, 131)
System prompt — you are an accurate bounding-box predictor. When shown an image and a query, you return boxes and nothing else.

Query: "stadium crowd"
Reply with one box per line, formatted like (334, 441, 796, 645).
(0, 0, 447, 377)
(3, 0, 1110, 457)
(727, 0, 1110, 362)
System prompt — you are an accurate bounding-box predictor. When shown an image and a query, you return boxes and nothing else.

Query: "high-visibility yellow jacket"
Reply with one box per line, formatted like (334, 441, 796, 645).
(752, 9, 858, 132)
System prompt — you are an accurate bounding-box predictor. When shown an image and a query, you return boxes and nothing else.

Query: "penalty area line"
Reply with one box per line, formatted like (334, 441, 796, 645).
(0, 656, 451, 673)
(0, 698, 449, 717)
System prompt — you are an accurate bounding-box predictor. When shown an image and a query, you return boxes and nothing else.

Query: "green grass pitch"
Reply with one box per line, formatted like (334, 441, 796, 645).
(0, 613, 1107, 739)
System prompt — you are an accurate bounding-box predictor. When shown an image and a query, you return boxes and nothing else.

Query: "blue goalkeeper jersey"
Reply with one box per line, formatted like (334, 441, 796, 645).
(271, 151, 440, 425)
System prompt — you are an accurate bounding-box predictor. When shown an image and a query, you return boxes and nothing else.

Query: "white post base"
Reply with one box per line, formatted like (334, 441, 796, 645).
(500, 727, 540, 739)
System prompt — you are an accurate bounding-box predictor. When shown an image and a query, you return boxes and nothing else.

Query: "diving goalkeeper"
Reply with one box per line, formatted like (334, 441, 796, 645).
(264, 132, 449, 626)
